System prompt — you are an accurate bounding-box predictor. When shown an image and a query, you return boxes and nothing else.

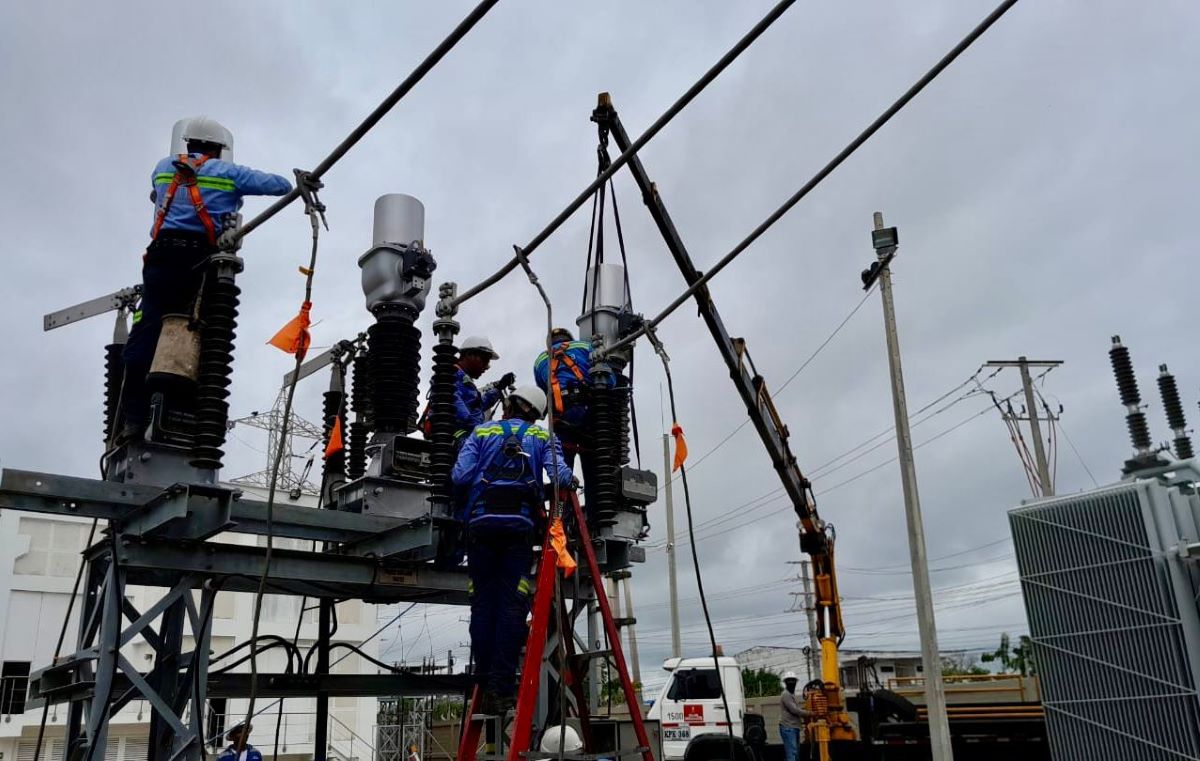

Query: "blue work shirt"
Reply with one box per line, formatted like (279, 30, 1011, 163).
(533, 340, 598, 426)
(454, 367, 501, 439)
(217, 744, 263, 761)
(451, 418, 574, 529)
(150, 153, 291, 237)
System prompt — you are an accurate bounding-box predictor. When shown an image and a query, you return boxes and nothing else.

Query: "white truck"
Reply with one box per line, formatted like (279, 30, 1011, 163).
(646, 656, 746, 760)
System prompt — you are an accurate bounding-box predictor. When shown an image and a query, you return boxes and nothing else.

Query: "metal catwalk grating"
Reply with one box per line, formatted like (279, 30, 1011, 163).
(1011, 480, 1200, 760)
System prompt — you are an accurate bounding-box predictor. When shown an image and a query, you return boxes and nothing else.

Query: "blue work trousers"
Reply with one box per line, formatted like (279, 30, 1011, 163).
(780, 726, 801, 761)
(467, 526, 534, 698)
(119, 234, 211, 427)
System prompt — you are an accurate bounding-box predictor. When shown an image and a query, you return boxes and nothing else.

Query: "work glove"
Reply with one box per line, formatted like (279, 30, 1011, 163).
(496, 371, 516, 390)
(568, 475, 581, 491)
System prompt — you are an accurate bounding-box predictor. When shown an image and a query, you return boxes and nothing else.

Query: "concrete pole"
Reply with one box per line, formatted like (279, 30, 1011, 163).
(662, 433, 683, 659)
(871, 212, 954, 761)
(621, 575, 643, 692)
(797, 552, 821, 684)
(1018, 357, 1054, 496)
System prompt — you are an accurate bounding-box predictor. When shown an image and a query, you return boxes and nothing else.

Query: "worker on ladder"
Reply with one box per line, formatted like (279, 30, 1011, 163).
(533, 328, 609, 518)
(117, 116, 291, 443)
(451, 385, 575, 716)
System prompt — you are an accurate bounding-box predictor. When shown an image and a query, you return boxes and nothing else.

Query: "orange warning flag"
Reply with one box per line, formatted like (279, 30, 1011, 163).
(324, 416, 344, 459)
(268, 300, 313, 361)
(671, 422, 688, 471)
(549, 517, 576, 577)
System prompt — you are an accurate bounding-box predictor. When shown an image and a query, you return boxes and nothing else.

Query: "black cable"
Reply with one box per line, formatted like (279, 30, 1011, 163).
(239, 200, 324, 750)
(453, 0, 798, 306)
(647, 333, 734, 744)
(234, 0, 501, 243)
(606, 0, 1022, 357)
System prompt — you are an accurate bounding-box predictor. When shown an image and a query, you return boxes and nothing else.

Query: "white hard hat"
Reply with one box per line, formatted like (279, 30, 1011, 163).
(783, 671, 799, 682)
(459, 335, 499, 360)
(172, 116, 234, 160)
(540, 725, 583, 754)
(509, 385, 547, 417)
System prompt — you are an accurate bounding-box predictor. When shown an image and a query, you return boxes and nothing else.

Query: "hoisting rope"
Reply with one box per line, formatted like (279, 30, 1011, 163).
(238, 171, 327, 754)
(450, 0, 797, 307)
(511, 246, 576, 576)
(602, 0, 1022, 360)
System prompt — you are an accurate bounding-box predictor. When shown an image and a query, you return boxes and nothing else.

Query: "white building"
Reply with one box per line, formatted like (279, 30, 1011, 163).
(0, 485, 383, 760)
(734, 645, 924, 691)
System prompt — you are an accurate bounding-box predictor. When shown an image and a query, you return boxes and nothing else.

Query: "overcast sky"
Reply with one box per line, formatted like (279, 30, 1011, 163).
(3, 1, 1199, 690)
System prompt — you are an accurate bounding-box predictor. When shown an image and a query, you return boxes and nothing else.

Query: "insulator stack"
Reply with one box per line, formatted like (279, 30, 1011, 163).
(368, 311, 422, 434)
(347, 352, 371, 480)
(588, 382, 631, 526)
(1109, 335, 1151, 455)
(1157, 365, 1194, 460)
(427, 342, 460, 500)
(323, 388, 347, 477)
(103, 342, 124, 445)
(191, 270, 241, 469)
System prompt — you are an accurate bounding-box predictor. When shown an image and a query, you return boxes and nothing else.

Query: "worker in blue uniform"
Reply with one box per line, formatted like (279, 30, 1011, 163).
(451, 385, 574, 715)
(534, 328, 614, 520)
(453, 335, 514, 444)
(117, 116, 291, 442)
(532, 328, 594, 465)
(217, 722, 263, 761)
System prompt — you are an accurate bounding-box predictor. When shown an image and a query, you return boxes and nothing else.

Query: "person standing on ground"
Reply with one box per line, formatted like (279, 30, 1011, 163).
(779, 671, 810, 761)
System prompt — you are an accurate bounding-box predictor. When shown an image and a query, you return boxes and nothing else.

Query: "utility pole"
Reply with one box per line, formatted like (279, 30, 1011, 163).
(863, 212, 954, 761)
(797, 553, 820, 683)
(984, 358, 1063, 497)
(662, 433, 683, 659)
(613, 570, 643, 695)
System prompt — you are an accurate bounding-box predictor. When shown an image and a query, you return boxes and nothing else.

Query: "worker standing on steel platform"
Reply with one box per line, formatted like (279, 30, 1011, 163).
(454, 335, 514, 444)
(451, 385, 574, 714)
(218, 722, 263, 761)
(117, 117, 291, 443)
(779, 671, 810, 761)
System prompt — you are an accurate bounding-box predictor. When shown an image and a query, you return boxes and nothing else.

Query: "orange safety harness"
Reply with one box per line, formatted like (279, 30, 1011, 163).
(548, 347, 585, 415)
(150, 154, 218, 245)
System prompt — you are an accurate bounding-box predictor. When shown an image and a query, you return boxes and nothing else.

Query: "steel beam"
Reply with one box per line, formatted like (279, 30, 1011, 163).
(103, 539, 470, 603)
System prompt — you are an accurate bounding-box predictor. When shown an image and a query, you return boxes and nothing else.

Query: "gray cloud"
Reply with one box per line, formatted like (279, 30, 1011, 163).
(3, 1, 1199, 683)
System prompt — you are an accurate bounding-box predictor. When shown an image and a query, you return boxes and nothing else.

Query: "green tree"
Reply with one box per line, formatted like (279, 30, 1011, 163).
(981, 632, 1037, 676)
(741, 667, 782, 698)
(941, 652, 989, 677)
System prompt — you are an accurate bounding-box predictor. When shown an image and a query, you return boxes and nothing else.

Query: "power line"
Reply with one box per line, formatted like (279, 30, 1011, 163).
(234, 0, 502, 242)
(453, 0, 799, 307)
(606, 0, 1023, 356)
(656, 285, 879, 491)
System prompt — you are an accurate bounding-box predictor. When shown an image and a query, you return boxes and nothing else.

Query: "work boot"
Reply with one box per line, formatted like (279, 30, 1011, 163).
(477, 690, 500, 717)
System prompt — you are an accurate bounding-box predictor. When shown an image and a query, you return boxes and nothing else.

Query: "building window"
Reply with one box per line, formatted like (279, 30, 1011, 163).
(879, 665, 895, 673)
(2, 661, 31, 715)
(13, 518, 89, 577)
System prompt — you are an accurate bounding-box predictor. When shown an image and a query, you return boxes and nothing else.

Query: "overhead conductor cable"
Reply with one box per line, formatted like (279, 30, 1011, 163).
(605, 0, 1022, 358)
(452, 0, 798, 306)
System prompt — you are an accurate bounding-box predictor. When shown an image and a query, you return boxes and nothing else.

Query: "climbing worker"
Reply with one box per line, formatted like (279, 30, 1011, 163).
(117, 116, 292, 443)
(451, 385, 575, 715)
(454, 335, 515, 445)
(532, 328, 594, 463)
(779, 671, 810, 761)
(217, 721, 263, 761)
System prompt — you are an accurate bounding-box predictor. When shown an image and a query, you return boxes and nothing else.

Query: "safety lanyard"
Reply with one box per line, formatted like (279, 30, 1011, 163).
(549, 347, 584, 414)
(151, 154, 218, 245)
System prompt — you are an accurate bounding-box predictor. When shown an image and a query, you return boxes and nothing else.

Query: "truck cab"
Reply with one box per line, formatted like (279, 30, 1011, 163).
(646, 656, 745, 760)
